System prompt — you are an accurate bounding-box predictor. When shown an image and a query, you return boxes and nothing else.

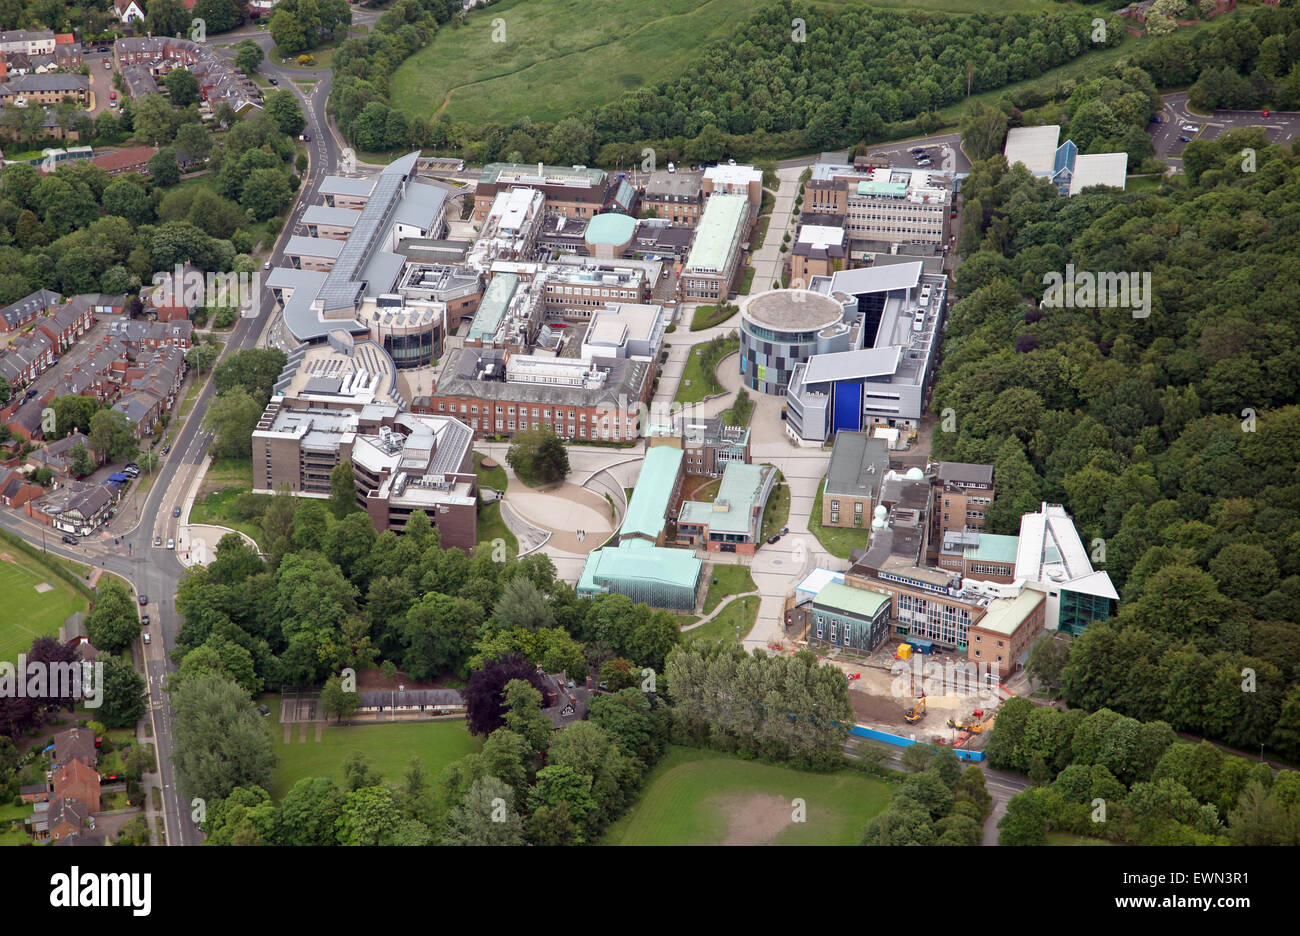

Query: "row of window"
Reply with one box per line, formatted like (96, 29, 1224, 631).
(814, 618, 853, 643)
(545, 285, 637, 299)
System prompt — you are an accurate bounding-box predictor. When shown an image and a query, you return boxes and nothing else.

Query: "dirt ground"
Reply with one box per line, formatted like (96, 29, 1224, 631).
(719, 794, 792, 845)
(355, 666, 457, 692)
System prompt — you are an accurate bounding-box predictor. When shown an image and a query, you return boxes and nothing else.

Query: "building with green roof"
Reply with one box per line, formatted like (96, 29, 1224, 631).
(584, 212, 636, 259)
(676, 461, 774, 554)
(466, 273, 517, 345)
(577, 541, 702, 610)
(805, 581, 892, 653)
(619, 446, 685, 545)
(681, 193, 749, 301)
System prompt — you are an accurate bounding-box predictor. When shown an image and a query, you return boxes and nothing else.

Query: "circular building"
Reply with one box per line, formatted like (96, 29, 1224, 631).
(739, 289, 849, 395)
(584, 212, 636, 260)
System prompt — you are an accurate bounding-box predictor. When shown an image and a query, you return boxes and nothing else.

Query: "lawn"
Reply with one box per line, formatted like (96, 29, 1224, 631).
(473, 451, 508, 494)
(760, 472, 790, 543)
(0, 825, 30, 846)
(0, 554, 89, 665)
(703, 564, 756, 614)
(750, 214, 772, 250)
(673, 338, 738, 406)
(738, 265, 756, 295)
(267, 697, 481, 800)
(809, 479, 871, 559)
(392, 0, 1073, 127)
(686, 594, 758, 646)
(476, 501, 518, 558)
(188, 484, 265, 550)
(690, 302, 738, 332)
(601, 745, 893, 845)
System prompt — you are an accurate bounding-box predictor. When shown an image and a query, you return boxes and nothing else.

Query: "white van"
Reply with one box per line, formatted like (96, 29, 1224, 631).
(667, 162, 675, 173)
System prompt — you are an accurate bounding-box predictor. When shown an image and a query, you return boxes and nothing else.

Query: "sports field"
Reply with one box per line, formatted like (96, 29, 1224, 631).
(266, 696, 482, 799)
(391, 0, 1085, 126)
(601, 745, 892, 845)
(0, 555, 88, 664)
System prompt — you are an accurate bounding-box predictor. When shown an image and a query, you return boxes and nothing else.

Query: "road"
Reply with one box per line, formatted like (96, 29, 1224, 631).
(0, 15, 359, 844)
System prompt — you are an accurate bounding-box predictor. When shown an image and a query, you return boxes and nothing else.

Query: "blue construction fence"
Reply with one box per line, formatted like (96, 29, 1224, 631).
(850, 724, 987, 762)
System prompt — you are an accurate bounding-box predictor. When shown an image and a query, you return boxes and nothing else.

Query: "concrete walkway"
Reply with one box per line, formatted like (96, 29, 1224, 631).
(682, 589, 760, 632)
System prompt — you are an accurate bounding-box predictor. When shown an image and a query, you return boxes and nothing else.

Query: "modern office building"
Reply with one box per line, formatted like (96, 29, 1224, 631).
(805, 157, 953, 251)
(267, 153, 450, 365)
(785, 262, 947, 442)
(738, 288, 850, 396)
(701, 164, 763, 210)
(1011, 502, 1118, 636)
(579, 303, 667, 361)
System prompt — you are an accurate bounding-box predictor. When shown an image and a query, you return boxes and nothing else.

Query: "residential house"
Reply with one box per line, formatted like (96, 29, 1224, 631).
(0, 289, 60, 332)
(26, 480, 117, 534)
(0, 73, 89, 106)
(36, 298, 96, 350)
(114, 0, 146, 22)
(0, 469, 43, 508)
(52, 727, 97, 770)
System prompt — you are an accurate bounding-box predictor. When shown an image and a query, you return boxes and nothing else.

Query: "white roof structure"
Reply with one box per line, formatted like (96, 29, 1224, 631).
(1004, 125, 1061, 175)
(797, 224, 846, 249)
(794, 568, 845, 602)
(1014, 502, 1118, 600)
(1068, 152, 1128, 195)
(703, 164, 762, 187)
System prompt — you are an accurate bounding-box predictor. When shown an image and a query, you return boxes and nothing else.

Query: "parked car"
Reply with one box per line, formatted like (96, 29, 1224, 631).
(160, 444, 170, 455)
(767, 534, 780, 544)
(138, 594, 148, 606)
(1262, 109, 1269, 117)
(780, 526, 789, 535)
(173, 506, 181, 518)
(916, 158, 932, 167)
(1181, 124, 1198, 133)
(103, 60, 111, 69)
(1179, 135, 1192, 143)
(141, 614, 150, 626)
(267, 76, 278, 85)
(154, 536, 162, 547)
(61, 534, 78, 545)
(167, 538, 175, 550)
(142, 633, 150, 645)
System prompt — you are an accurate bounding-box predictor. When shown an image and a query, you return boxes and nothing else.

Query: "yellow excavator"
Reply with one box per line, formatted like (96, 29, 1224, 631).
(947, 709, 986, 733)
(905, 695, 927, 724)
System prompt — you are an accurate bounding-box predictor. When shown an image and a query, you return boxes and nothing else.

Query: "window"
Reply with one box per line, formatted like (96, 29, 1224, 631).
(815, 624, 823, 639)
(830, 622, 838, 641)
(831, 500, 839, 511)
(854, 502, 863, 513)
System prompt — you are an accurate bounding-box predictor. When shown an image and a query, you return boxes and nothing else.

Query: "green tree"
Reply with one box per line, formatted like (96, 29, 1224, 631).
(442, 775, 524, 845)
(85, 579, 141, 654)
(329, 461, 357, 519)
(320, 673, 360, 722)
(89, 408, 138, 464)
(170, 674, 276, 803)
(506, 425, 570, 486)
(234, 39, 264, 76)
(148, 148, 181, 187)
(265, 89, 306, 137)
(97, 654, 147, 728)
(163, 68, 199, 107)
(204, 388, 263, 459)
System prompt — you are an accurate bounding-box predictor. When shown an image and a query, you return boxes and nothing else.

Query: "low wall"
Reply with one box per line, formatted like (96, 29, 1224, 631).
(850, 724, 987, 762)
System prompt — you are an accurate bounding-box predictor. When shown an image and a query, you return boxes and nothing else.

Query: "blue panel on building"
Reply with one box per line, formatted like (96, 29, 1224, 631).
(832, 380, 861, 434)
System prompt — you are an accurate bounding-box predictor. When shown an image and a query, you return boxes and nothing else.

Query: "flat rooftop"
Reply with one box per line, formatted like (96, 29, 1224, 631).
(1004, 125, 1061, 175)
(683, 194, 747, 274)
(741, 289, 842, 332)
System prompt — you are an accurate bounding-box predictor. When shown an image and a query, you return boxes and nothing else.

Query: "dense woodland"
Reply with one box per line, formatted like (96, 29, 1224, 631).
(331, 2, 1119, 160)
(0, 106, 301, 304)
(988, 700, 1300, 845)
(934, 45, 1300, 761)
